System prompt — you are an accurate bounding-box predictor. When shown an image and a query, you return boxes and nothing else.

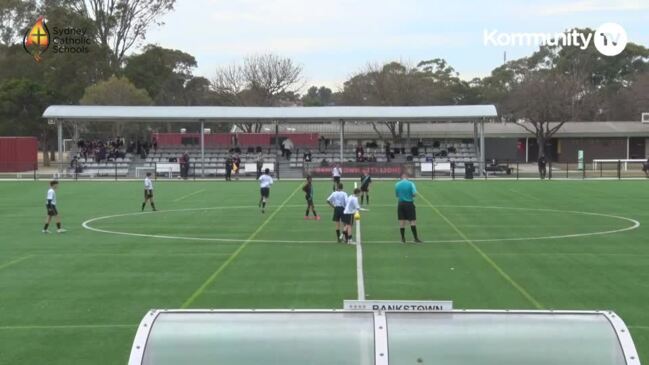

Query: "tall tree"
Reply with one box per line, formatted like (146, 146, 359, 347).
(302, 86, 334, 106)
(0, 0, 38, 46)
(212, 54, 304, 132)
(72, 0, 175, 70)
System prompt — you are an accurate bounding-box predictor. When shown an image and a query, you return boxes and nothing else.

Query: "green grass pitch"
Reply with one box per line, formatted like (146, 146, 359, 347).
(0, 179, 648, 364)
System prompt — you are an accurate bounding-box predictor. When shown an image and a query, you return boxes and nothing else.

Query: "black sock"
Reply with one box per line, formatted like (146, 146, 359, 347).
(43, 223, 49, 230)
(151, 202, 156, 210)
(344, 231, 349, 241)
(411, 226, 419, 240)
(400, 228, 406, 240)
(360, 196, 364, 204)
(56, 222, 61, 229)
(313, 210, 318, 216)
(262, 202, 266, 208)
(336, 229, 340, 239)
(141, 202, 146, 211)
(366, 195, 369, 204)
(305, 209, 310, 216)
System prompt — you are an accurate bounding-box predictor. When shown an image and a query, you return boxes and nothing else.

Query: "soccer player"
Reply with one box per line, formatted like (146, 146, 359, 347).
(43, 180, 65, 233)
(332, 164, 342, 191)
(395, 173, 421, 244)
(142, 172, 157, 211)
(258, 168, 273, 213)
(303, 175, 320, 220)
(360, 170, 372, 205)
(326, 183, 348, 242)
(341, 188, 361, 244)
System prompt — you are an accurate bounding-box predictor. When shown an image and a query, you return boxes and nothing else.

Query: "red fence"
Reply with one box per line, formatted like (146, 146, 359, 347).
(153, 133, 319, 148)
(0, 137, 38, 172)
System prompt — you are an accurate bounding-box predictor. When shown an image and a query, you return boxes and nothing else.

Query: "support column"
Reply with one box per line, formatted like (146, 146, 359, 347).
(626, 137, 630, 160)
(339, 120, 345, 162)
(407, 122, 411, 149)
(200, 120, 205, 178)
(525, 137, 529, 163)
(479, 120, 485, 177)
(72, 122, 79, 155)
(57, 120, 63, 172)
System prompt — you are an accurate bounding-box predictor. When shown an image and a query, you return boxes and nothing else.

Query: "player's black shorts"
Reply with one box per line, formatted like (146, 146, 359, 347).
(397, 201, 416, 221)
(341, 213, 354, 225)
(332, 206, 345, 222)
(361, 185, 370, 192)
(333, 176, 341, 184)
(305, 195, 313, 204)
(144, 189, 153, 199)
(260, 187, 270, 198)
(46, 205, 58, 216)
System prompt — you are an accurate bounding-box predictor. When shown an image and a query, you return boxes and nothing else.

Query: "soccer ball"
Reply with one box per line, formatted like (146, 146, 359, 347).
(354, 212, 361, 221)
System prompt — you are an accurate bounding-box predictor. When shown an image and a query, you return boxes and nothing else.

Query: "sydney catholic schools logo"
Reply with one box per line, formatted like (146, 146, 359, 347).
(23, 16, 50, 63)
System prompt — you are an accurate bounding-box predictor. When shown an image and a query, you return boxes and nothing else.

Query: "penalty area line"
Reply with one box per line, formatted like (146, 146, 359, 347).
(180, 184, 303, 309)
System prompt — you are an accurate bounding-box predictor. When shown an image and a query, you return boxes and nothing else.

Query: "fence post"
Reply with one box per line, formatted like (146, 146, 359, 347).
(114, 162, 117, 181)
(516, 161, 519, 180)
(432, 160, 435, 180)
(34, 163, 37, 181)
(276, 161, 280, 180)
(193, 162, 196, 181)
(548, 159, 553, 180)
(600, 162, 603, 177)
(154, 162, 157, 181)
(617, 160, 621, 180)
(566, 162, 569, 179)
(583, 163, 586, 179)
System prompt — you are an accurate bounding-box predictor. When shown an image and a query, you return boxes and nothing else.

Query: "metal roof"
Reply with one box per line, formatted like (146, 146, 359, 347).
(266, 121, 649, 138)
(42, 105, 498, 123)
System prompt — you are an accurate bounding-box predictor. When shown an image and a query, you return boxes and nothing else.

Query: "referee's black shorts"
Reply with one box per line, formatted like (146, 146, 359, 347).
(333, 176, 341, 184)
(397, 201, 416, 221)
(260, 187, 270, 198)
(46, 205, 58, 216)
(144, 189, 153, 199)
(332, 206, 344, 222)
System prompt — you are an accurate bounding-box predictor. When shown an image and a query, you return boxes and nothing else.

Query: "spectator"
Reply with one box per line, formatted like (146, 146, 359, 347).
(318, 136, 326, 152)
(180, 151, 190, 179)
(642, 159, 649, 178)
(538, 156, 547, 180)
(282, 138, 294, 161)
(256, 155, 264, 179)
(355, 143, 365, 162)
(304, 150, 312, 163)
(233, 154, 241, 180)
(368, 153, 377, 162)
(225, 158, 233, 181)
(385, 142, 392, 162)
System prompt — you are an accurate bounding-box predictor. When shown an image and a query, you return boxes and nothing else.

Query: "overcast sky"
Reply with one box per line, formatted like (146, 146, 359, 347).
(144, 0, 649, 91)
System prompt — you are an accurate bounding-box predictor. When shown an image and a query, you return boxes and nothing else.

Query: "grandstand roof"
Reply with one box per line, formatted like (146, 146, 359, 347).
(42, 105, 497, 123)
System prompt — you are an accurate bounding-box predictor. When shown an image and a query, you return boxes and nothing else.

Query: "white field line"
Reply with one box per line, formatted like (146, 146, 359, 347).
(81, 205, 640, 245)
(173, 189, 206, 202)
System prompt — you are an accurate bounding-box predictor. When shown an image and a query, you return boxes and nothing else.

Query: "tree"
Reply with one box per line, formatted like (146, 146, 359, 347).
(302, 86, 334, 106)
(72, 0, 176, 70)
(80, 75, 152, 136)
(0, 78, 54, 165)
(0, 0, 37, 46)
(503, 71, 586, 159)
(124, 45, 198, 105)
(212, 54, 304, 132)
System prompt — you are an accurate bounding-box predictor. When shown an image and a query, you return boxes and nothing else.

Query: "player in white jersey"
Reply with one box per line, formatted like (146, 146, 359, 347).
(341, 188, 361, 244)
(258, 168, 273, 213)
(326, 183, 348, 243)
(141, 172, 157, 211)
(331, 164, 342, 191)
(43, 180, 65, 233)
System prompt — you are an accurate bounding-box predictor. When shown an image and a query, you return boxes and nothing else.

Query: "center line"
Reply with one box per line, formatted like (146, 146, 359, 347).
(0, 255, 33, 272)
(180, 184, 303, 308)
(173, 189, 206, 202)
(418, 193, 544, 309)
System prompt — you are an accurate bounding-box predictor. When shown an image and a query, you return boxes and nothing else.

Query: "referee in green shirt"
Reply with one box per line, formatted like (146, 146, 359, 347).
(395, 173, 422, 243)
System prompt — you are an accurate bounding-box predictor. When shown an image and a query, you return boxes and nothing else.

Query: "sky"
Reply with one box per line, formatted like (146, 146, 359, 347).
(144, 0, 649, 91)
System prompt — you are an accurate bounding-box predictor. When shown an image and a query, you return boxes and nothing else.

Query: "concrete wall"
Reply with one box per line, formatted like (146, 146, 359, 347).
(485, 138, 521, 162)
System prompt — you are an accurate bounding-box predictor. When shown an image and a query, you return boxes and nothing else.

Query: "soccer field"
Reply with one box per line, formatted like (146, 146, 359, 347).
(0, 179, 648, 364)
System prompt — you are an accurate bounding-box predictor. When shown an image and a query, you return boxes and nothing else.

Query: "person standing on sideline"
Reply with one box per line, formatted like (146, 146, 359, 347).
(395, 173, 421, 244)
(43, 180, 66, 233)
(225, 157, 233, 181)
(258, 168, 273, 213)
(326, 183, 348, 242)
(341, 188, 361, 244)
(142, 172, 157, 211)
(233, 154, 241, 181)
(256, 154, 264, 179)
(303, 175, 320, 220)
(538, 156, 547, 180)
(331, 164, 342, 191)
(360, 170, 372, 205)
